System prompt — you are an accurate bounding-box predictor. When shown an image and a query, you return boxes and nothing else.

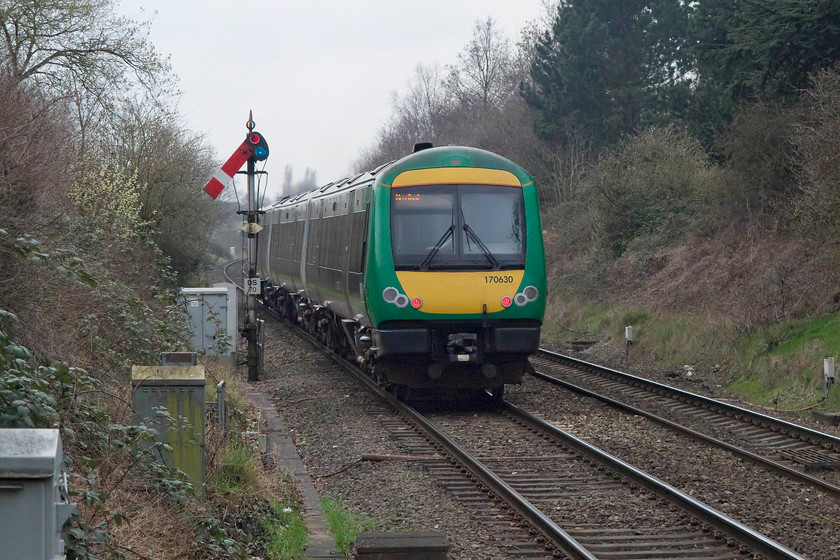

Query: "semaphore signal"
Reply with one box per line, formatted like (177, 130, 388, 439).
(203, 129, 270, 199)
(203, 111, 269, 382)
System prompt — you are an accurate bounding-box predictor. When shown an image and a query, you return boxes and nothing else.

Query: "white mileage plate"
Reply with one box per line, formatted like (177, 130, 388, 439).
(245, 277, 261, 295)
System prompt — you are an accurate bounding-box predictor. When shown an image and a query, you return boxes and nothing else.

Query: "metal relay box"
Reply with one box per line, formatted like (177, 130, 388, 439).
(0, 429, 76, 560)
(180, 284, 237, 368)
(131, 365, 206, 494)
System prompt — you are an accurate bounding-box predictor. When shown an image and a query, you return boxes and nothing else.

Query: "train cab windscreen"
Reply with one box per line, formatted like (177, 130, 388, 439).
(391, 185, 526, 270)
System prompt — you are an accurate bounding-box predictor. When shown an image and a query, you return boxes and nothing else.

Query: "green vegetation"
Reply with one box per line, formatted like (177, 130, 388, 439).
(1, 307, 195, 558)
(320, 496, 376, 556)
(208, 442, 262, 497)
(523, 0, 690, 147)
(731, 315, 840, 409)
(0, 3, 257, 555)
(262, 503, 309, 560)
(204, 438, 308, 559)
(547, 289, 840, 410)
(588, 127, 718, 256)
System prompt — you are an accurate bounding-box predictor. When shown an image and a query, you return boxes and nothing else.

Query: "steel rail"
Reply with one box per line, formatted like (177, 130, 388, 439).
(387, 396, 597, 559)
(257, 305, 596, 558)
(529, 364, 840, 498)
(538, 348, 840, 450)
(502, 400, 808, 560)
(222, 258, 246, 291)
(275, 317, 804, 559)
(302, 341, 596, 558)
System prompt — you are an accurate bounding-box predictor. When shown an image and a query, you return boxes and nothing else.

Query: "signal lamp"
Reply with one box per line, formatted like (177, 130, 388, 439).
(501, 296, 512, 308)
(411, 297, 423, 309)
(245, 131, 270, 161)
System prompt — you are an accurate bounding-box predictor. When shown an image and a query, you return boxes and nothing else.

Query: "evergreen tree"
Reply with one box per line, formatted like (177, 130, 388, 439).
(522, 0, 690, 147)
(691, 0, 840, 104)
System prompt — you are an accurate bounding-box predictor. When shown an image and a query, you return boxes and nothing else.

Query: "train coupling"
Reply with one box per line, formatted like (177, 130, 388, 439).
(446, 332, 481, 364)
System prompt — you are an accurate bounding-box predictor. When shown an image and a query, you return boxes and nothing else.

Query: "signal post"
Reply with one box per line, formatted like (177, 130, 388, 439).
(204, 111, 268, 382)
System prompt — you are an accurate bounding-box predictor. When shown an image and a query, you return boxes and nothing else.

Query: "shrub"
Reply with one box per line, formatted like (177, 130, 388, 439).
(1, 310, 193, 559)
(793, 67, 840, 233)
(586, 126, 717, 256)
(713, 100, 798, 221)
(261, 502, 308, 559)
(70, 157, 149, 242)
(208, 441, 261, 498)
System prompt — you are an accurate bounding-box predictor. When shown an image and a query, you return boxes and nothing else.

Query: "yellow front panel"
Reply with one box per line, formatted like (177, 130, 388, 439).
(391, 168, 522, 187)
(396, 271, 524, 314)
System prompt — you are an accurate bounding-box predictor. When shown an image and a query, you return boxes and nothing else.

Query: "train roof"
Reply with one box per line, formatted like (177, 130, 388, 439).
(263, 145, 531, 212)
(376, 145, 533, 187)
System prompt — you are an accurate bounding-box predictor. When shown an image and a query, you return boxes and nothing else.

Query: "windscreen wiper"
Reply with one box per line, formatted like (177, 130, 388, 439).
(419, 225, 454, 269)
(463, 223, 500, 269)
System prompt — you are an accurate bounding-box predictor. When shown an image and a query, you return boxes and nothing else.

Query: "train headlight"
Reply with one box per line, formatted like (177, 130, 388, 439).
(501, 296, 512, 308)
(514, 285, 539, 306)
(383, 286, 412, 308)
(411, 297, 423, 309)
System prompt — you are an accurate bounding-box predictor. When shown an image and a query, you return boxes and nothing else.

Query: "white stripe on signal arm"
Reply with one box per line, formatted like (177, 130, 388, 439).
(213, 168, 231, 186)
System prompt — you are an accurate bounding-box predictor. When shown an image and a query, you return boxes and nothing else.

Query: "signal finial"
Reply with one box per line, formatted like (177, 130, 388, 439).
(246, 110, 255, 132)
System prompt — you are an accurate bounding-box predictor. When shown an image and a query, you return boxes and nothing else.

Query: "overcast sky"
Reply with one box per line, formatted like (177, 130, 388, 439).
(119, 0, 548, 199)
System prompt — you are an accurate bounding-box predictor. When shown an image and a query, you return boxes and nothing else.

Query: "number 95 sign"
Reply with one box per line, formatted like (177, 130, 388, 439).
(246, 277, 261, 296)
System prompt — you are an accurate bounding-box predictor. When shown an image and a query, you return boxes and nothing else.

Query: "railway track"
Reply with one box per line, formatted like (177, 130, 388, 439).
(422, 401, 805, 560)
(530, 349, 840, 498)
(341, 361, 806, 558)
(225, 262, 825, 557)
(253, 316, 806, 557)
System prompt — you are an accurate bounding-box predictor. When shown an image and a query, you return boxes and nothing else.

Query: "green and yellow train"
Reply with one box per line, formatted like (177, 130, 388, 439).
(257, 144, 546, 398)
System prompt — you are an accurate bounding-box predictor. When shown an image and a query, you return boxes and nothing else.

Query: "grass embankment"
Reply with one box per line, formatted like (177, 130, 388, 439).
(205, 365, 378, 558)
(201, 365, 309, 559)
(544, 294, 840, 412)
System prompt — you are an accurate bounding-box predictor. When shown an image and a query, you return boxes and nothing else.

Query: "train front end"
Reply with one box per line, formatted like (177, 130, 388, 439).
(365, 146, 546, 393)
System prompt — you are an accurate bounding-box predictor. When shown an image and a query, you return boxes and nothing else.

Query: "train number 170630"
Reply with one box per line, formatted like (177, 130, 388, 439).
(485, 274, 515, 284)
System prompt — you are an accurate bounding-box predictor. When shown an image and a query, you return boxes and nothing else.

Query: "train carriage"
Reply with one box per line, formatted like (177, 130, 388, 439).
(258, 145, 546, 397)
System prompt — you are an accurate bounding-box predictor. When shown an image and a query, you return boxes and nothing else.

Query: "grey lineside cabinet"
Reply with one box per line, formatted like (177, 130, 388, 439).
(180, 284, 237, 368)
(0, 429, 77, 560)
(131, 365, 206, 494)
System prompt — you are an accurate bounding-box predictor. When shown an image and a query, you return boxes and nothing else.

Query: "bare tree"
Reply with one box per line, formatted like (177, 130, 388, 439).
(357, 13, 549, 175)
(281, 164, 294, 196)
(0, 72, 74, 226)
(299, 167, 318, 191)
(394, 62, 452, 142)
(447, 18, 514, 116)
(0, 0, 167, 86)
(0, 0, 173, 146)
(357, 62, 454, 168)
(103, 96, 225, 283)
